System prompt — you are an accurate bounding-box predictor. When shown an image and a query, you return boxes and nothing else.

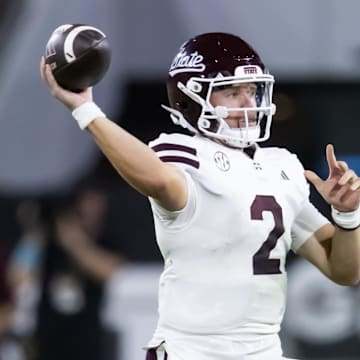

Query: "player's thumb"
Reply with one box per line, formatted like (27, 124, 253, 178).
(304, 170, 323, 189)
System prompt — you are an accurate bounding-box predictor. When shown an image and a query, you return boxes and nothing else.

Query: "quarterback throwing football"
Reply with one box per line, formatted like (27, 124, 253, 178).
(41, 32, 360, 360)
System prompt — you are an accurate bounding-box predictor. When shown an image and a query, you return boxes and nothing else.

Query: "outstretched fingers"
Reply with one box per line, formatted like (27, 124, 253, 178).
(306, 145, 360, 211)
(326, 144, 340, 177)
(350, 178, 360, 191)
(337, 161, 349, 172)
(304, 169, 323, 190)
(339, 169, 357, 186)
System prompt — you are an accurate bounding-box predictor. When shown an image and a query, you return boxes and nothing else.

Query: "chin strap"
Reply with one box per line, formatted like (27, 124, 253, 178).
(220, 126, 260, 148)
(161, 104, 198, 133)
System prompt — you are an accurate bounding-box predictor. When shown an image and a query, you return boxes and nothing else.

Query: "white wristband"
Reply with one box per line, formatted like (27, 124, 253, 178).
(331, 205, 360, 230)
(72, 102, 106, 130)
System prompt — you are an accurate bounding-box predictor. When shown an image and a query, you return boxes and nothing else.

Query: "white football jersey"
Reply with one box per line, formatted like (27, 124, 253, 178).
(146, 133, 329, 359)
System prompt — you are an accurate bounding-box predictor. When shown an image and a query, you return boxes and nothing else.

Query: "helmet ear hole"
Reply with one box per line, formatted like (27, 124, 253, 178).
(186, 79, 202, 93)
(198, 118, 211, 129)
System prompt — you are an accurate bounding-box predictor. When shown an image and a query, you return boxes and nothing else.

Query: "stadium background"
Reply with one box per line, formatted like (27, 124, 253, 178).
(0, 0, 359, 359)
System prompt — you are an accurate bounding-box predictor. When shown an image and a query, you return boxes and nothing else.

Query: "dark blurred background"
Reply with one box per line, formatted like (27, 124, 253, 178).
(0, 1, 359, 359)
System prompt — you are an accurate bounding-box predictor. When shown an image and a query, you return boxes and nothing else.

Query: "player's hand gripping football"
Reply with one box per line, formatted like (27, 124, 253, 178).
(40, 56, 92, 111)
(305, 144, 360, 212)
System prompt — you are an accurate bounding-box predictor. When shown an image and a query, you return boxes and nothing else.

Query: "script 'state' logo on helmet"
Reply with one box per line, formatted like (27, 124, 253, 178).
(169, 50, 206, 77)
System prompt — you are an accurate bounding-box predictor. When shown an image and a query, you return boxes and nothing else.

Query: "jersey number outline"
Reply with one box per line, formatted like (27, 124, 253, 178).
(250, 195, 284, 275)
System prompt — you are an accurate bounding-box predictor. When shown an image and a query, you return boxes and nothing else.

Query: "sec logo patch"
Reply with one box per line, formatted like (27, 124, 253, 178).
(214, 151, 230, 171)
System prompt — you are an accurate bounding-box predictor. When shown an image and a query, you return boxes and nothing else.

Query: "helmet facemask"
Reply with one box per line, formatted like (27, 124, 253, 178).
(163, 65, 276, 148)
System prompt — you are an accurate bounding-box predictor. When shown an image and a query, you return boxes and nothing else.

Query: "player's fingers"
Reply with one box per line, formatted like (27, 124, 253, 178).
(350, 178, 360, 191)
(337, 161, 349, 172)
(339, 169, 356, 186)
(304, 170, 323, 189)
(44, 63, 62, 95)
(326, 144, 339, 175)
(44, 63, 55, 84)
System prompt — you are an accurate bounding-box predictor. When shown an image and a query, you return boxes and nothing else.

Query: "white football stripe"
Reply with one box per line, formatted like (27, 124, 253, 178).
(64, 25, 106, 63)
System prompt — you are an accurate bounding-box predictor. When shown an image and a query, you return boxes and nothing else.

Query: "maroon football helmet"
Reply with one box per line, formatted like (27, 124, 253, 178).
(162, 32, 276, 148)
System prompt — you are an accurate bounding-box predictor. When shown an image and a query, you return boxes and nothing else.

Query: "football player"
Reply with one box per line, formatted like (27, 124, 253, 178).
(40, 32, 360, 360)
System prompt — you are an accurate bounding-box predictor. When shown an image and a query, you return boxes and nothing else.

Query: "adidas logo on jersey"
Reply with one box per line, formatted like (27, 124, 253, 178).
(280, 170, 290, 180)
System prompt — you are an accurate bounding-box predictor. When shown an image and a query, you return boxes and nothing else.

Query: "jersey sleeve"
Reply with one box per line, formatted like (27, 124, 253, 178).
(286, 151, 311, 199)
(149, 171, 197, 231)
(273, 148, 330, 252)
(291, 201, 330, 252)
(149, 133, 200, 172)
(148, 133, 199, 230)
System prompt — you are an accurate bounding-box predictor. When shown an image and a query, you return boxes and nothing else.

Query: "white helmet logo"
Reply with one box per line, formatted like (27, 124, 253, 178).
(169, 50, 205, 77)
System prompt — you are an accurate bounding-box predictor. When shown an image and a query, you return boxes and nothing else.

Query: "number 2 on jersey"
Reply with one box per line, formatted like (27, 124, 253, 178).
(250, 195, 284, 275)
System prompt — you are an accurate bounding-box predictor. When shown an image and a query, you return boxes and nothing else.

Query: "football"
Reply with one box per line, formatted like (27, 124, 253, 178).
(45, 24, 111, 92)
